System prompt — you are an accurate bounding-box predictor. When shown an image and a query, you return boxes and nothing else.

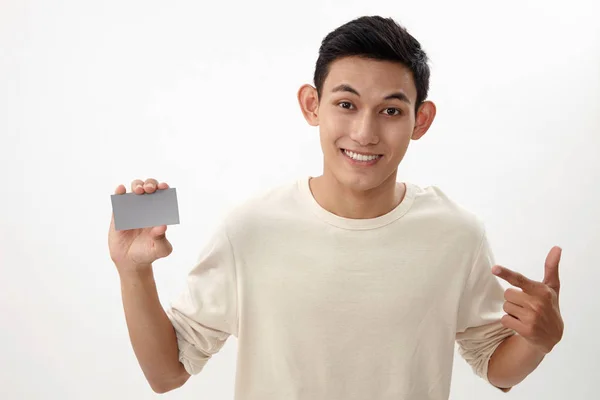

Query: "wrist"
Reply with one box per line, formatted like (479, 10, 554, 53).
(520, 334, 550, 357)
(118, 264, 155, 282)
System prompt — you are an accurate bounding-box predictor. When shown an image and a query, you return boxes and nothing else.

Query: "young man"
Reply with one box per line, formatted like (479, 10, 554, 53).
(109, 15, 564, 399)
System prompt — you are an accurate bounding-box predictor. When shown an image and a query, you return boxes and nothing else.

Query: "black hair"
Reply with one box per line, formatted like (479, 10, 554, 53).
(313, 16, 430, 114)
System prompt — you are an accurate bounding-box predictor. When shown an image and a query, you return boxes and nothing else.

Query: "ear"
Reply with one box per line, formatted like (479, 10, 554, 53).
(411, 101, 436, 140)
(297, 84, 320, 127)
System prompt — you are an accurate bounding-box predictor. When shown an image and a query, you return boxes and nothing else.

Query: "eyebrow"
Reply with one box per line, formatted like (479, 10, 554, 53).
(331, 84, 412, 105)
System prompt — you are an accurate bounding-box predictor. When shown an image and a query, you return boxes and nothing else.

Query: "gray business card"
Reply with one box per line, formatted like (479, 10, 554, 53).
(111, 188, 180, 231)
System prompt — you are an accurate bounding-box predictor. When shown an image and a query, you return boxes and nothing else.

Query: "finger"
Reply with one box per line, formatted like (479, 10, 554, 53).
(504, 287, 530, 307)
(131, 179, 144, 194)
(144, 178, 159, 194)
(501, 314, 528, 335)
(114, 184, 126, 195)
(503, 301, 527, 320)
(157, 182, 170, 190)
(543, 246, 561, 296)
(492, 265, 538, 293)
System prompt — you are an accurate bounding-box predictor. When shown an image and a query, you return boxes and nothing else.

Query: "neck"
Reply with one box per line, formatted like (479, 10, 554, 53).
(309, 172, 405, 219)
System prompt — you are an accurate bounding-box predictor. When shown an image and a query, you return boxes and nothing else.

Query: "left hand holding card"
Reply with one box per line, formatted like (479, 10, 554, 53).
(110, 182, 180, 231)
(108, 179, 177, 271)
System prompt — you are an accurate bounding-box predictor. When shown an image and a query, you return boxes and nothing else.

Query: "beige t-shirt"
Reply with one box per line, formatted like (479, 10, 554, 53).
(166, 176, 515, 399)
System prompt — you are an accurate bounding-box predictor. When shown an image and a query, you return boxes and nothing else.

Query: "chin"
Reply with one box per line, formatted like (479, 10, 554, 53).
(335, 171, 387, 192)
(323, 150, 398, 192)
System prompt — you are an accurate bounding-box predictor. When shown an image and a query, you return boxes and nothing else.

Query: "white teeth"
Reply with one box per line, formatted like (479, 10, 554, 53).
(343, 149, 380, 161)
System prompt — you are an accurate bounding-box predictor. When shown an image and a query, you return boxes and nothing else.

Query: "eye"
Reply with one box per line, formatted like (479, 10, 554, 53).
(383, 108, 401, 116)
(338, 101, 354, 110)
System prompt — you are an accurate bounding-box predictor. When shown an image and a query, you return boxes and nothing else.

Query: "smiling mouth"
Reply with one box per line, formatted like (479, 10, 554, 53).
(341, 148, 383, 161)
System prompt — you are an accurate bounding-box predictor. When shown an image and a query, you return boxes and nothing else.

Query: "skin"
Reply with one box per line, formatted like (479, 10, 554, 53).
(297, 56, 437, 219)
(110, 179, 172, 270)
(485, 247, 564, 391)
(109, 179, 190, 393)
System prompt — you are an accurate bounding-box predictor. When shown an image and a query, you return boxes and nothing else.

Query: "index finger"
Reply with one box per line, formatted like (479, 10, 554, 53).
(492, 265, 538, 292)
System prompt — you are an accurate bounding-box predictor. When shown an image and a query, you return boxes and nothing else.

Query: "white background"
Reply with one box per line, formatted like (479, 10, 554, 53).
(1, 0, 599, 399)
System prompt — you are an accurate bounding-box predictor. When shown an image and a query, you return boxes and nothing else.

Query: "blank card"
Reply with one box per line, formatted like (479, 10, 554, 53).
(111, 188, 180, 231)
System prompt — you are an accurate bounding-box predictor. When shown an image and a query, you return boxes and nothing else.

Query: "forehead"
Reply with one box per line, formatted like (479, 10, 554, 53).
(322, 56, 417, 100)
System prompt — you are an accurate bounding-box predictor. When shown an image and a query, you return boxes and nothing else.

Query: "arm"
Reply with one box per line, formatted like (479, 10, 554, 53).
(487, 333, 546, 391)
(119, 266, 190, 393)
(488, 246, 564, 392)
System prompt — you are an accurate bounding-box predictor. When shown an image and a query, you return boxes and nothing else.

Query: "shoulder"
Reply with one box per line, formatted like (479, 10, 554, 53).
(409, 183, 486, 241)
(220, 178, 302, 237)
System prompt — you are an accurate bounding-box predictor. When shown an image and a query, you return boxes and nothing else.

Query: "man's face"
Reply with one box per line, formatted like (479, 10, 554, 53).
(301, 56, 434, 193)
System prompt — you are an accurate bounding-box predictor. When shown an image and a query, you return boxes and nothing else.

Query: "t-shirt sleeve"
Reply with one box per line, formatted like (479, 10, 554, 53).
(165, 222, 239, 376)
(455, 227, 516, 391)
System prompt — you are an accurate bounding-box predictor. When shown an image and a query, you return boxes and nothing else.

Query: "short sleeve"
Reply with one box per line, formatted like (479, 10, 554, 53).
(165, 222, 239, 376)
(455, 227, 516, 390)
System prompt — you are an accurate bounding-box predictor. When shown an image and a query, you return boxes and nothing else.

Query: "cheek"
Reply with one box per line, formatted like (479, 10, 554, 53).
(320, 119, 347, 145)
(382, 133, 411, 157)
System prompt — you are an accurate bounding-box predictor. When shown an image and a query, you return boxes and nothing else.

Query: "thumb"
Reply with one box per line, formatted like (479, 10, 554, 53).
(151, 225, 167, 239)
(543, 246, 562, 295)
(150, 225, 172, 258)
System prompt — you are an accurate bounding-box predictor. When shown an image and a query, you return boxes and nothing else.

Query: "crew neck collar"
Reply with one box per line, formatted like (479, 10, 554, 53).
(297, 176, 416, 230)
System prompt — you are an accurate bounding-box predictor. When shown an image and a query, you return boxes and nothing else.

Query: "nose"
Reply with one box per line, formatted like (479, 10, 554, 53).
(349, 111, 379, 146)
